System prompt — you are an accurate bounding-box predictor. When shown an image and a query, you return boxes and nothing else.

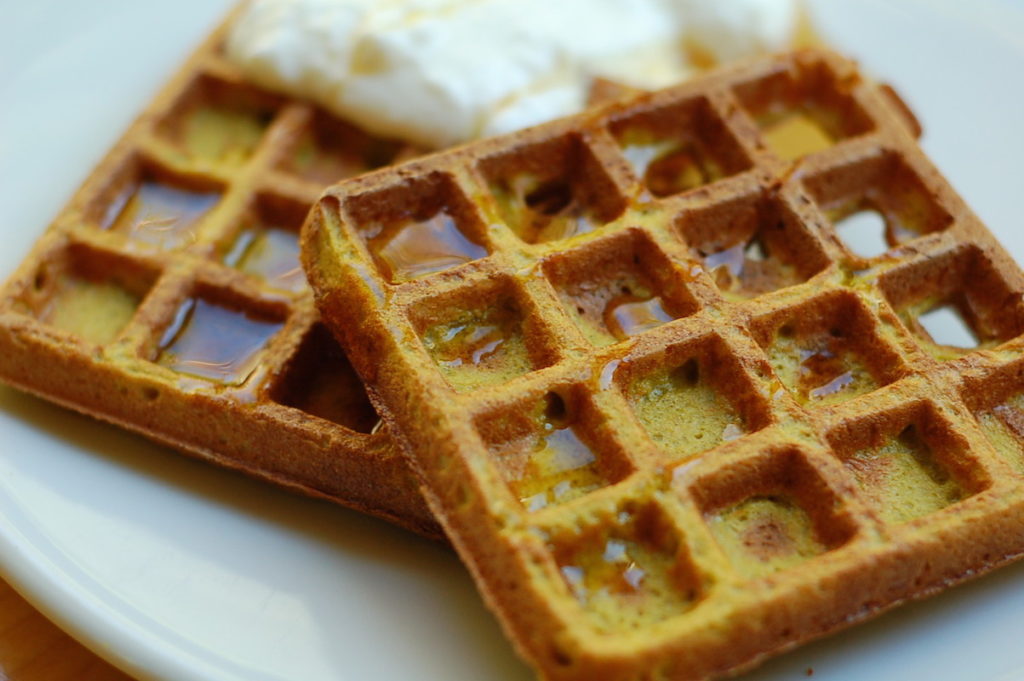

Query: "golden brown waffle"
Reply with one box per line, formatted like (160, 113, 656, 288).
(0, 10, 443, 536)
(304, 49, 1024, 680)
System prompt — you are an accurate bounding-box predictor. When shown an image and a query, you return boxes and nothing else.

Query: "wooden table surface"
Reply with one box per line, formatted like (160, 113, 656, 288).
(0, 578, 132, 681)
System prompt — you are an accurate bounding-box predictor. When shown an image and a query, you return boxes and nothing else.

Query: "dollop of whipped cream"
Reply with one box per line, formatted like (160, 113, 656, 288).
(225, 0, 797, 148)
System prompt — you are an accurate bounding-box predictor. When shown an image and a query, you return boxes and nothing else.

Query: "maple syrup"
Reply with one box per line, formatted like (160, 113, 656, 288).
(105, 180, 220, 250)
(493, 176, 598, 244)
(644, 145, 714, 197)
(551, 507, 698, 631)
(603, 294, 674, 340)
(808, 370, 854, 399)
(422, 304, 533, 392)
(560, 537, 648, 599)
(599, 359, 622, 391)
(225, 225, 305, 292)
(363, 209, 487, 282)
(768, 327, 875, 406)
(524, 181, 572, 216)
(497, 393, 607, 512)
(156, 298, 281, 385)
(700, 237, 799, 299)
(621, 139, 720, 197)
(703, 241, 747, 279)
(514, 425, 603, 512)
(434, 323, 506, 370)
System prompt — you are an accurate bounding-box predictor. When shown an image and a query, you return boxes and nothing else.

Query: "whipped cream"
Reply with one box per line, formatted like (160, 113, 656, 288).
(225, 0, 798, 148)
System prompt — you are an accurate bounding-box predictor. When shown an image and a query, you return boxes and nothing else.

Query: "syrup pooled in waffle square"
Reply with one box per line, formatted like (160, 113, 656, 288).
(304, 49, 1024, 679)
(0, 12, 442, 536)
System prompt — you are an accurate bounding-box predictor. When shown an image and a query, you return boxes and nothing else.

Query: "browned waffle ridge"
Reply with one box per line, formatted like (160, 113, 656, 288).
(0, 10, 442, 537)
(304, 49, 1024, 680)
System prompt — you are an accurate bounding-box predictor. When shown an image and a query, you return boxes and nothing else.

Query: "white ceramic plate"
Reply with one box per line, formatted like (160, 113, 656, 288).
(1, 2, 1023, 680)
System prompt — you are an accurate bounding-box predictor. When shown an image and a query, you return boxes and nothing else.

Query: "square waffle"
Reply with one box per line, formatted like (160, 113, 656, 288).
(0, 9, 440, 536)
(303, 49, 1024, 679)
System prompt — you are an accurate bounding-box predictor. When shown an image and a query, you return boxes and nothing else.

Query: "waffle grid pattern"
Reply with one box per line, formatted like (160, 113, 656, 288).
(0, 13, 438, 536)
(306, 50, 1024, 679)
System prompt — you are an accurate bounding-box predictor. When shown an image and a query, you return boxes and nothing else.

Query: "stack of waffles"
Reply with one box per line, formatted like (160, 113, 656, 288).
(5, 6, 1024, 680)
(303, 49, 1024, 679)
(0, 8, 645, 543)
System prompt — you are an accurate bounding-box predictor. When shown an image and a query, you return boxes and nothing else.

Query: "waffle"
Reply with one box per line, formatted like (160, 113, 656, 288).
(0, 10, 446, 536)
(304, 48, 1024, 680)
